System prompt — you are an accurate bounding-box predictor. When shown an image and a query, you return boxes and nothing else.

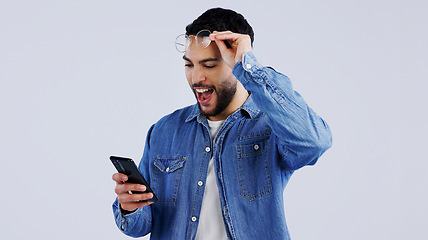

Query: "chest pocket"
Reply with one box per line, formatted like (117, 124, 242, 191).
(236, 139, 272, 201)
(152, 156, 186, 205)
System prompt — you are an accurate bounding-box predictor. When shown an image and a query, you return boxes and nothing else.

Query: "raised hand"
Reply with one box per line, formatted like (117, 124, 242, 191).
(209, 31, 252, 69)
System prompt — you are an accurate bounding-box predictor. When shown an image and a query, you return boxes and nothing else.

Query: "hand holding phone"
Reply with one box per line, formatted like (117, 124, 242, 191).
(111, 156, 158, 211)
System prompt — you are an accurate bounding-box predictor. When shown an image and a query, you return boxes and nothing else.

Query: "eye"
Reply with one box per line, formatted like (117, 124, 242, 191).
(184, 63, 193, 67)
(204, 65, 216, 69)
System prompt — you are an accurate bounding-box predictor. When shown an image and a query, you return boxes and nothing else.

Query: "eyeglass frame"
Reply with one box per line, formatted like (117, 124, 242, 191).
(174, 29, 213, 53)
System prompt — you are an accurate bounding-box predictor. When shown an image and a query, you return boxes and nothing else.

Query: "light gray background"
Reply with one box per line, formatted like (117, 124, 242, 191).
(1, 0, 426, 239)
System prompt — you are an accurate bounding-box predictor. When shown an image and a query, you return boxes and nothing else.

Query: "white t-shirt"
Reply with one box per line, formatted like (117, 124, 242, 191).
(195, 119, 228, 240)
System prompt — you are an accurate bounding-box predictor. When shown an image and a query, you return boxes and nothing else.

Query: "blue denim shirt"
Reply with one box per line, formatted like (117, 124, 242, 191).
(113, 52, 332, 239)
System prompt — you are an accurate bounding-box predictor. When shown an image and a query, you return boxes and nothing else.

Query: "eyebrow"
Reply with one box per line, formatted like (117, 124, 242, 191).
(182, 55, 220, 64)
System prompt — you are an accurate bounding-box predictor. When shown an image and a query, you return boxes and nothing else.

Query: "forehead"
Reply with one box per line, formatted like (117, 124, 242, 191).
(183, 41, 222, 62)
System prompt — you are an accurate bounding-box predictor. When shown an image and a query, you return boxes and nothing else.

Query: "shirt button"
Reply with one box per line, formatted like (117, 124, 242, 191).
(191, 216, 197, 222)
(165, 167, 170, 172)
(198, 181, 203, 186)
(205, 147, 211, 152)
(246, 63, 252, 69)
(254, 144, 260, 150)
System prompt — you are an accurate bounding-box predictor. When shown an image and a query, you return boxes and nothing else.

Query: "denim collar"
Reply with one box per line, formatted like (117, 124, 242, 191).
(185, 93, 259, 123)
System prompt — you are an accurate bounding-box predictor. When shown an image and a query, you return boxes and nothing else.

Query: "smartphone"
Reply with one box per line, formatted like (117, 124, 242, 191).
(110, 156, 158, 203)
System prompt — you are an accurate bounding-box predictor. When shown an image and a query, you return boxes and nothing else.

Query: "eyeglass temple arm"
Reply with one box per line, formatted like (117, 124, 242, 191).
(223, 40, 232, 49)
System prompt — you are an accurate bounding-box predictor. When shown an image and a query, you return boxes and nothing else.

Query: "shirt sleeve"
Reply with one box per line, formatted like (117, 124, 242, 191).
(112, 199, 152, 237)
(112, 125, 155, 237)
(232, 51, 333, 170)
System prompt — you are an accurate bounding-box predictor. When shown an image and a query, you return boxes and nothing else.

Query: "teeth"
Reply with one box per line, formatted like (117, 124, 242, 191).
(195, 88, 209, 93)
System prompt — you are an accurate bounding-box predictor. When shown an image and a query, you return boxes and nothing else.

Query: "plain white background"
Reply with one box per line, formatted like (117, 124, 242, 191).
(1, 0, 426, 239)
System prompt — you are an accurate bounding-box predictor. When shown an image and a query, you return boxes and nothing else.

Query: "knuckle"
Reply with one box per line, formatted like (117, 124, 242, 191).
(114, 187, 121, 195)
(117, 195, 126, 203)
(115, 183, 126, 194)
(130, 194, 140, 202)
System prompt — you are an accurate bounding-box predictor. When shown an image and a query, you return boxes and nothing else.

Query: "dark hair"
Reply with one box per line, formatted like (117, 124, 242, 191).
(185, 8, 254, 46)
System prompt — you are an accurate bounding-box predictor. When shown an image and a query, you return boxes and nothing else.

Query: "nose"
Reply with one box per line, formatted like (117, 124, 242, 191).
(191, 67, 206, 85)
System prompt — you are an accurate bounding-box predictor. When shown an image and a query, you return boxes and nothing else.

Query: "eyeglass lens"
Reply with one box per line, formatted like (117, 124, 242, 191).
(174, 30, 212, 53)
(195, 30, 211, 48)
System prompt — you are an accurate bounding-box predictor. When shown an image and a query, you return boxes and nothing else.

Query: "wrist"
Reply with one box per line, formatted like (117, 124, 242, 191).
(120, 204, 137, 215)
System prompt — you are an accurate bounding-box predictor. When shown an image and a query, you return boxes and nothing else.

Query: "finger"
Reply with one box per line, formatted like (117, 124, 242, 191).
(112, 173, 128, 183)
(118, 192, 154, 204)
(115, 183, 147, 194)
(126, 184, 147, 193)
(211, 32, 244, 52)
(211, 30, 233, 35)
(134, 192, 154, 202)
(210, 32, 240, 42)
(214, 39, 229, 52)
(213, 39, 236, 68)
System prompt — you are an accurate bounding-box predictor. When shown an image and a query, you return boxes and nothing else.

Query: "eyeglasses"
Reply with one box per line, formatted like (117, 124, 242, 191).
(174, 29, 212, 53)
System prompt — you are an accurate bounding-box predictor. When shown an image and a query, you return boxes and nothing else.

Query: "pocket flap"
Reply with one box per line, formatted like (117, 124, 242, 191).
(154, 156, 186, 173)
(238, 139, 268, 158)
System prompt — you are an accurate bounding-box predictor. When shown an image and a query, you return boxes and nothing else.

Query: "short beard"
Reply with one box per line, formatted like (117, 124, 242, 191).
(195, 79, 237, 118)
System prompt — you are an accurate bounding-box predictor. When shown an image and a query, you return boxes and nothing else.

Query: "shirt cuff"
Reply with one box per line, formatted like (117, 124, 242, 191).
(120, 204, 138, 216)
(232, 51, 265, 85)
(114, 200, 141, 232)
(233, 51, 263, 72)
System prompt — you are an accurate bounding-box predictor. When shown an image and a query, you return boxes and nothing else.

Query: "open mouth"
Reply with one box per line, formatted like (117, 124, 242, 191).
(195, 88, 214, 105)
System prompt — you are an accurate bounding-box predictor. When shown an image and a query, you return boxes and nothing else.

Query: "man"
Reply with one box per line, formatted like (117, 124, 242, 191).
(112, 8, 332, 239)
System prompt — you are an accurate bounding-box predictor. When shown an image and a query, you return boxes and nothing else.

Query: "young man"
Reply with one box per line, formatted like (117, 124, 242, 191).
(112, 8, 332, 239)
